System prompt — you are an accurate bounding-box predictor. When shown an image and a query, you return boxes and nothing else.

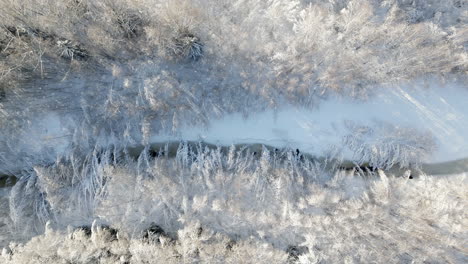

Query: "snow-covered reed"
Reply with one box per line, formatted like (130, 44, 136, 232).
(0, 144, 466, 263)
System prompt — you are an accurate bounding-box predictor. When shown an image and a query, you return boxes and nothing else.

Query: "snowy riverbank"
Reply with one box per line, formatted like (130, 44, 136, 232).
(3, 78, 466, 176)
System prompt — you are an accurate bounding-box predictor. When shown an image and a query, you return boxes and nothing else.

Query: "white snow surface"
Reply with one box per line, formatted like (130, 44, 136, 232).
(23, 78, 468, 166)
(1, 79, 466, 264)
(155, 79, 468, 163)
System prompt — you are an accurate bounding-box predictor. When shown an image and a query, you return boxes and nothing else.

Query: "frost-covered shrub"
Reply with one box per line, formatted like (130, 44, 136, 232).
(394, 0, 467, 26)
(8, 173, 51, 240)
(56, 39, 88, 60)
(1, 145, 466, 263)
(343, 121, 436, 170)
(0, 0, 465, 97)
(170, 28, 204, 61)
(114, 10, 146, 39)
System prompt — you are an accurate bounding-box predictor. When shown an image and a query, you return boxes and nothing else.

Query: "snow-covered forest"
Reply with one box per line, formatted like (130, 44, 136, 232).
(0, 0, 467, 263)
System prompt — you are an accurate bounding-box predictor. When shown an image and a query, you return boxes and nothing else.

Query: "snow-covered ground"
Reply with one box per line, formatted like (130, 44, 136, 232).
(155, 79, 468, 164)
(5, 78, 467, 174)
(1, 77, 467, 263)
